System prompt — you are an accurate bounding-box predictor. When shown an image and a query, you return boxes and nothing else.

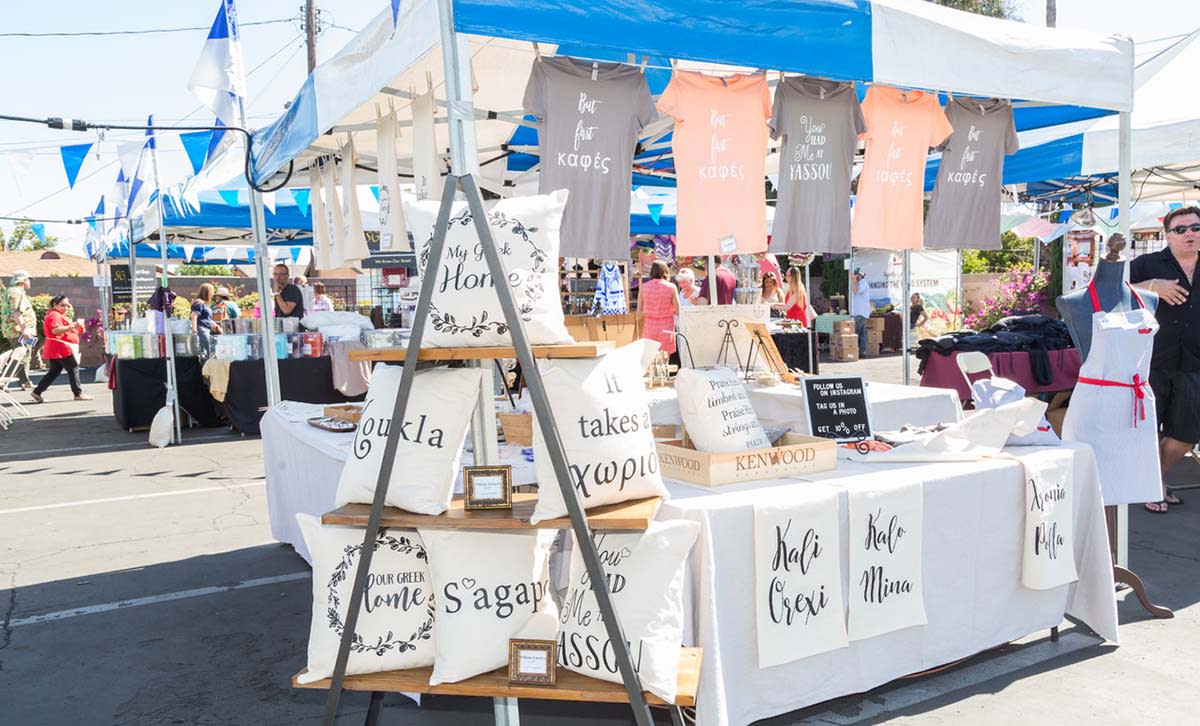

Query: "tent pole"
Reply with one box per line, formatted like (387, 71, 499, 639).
(149, 144, 182, 444)
(709, 255, 717, 302)
(901, 250, 911, 385)
(239, 98, 282, 407)
(436, 0, 494, 467)
(128, 219, 138, 321)
(1117, 108, 1132, 569)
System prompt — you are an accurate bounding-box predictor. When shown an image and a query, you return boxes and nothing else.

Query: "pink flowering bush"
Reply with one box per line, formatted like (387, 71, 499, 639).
(964, 268, 1050, 330)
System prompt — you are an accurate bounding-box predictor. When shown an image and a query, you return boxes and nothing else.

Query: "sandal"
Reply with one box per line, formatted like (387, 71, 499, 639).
(1144, 500, 1169, 514)
(1166, 490, 1184, 507)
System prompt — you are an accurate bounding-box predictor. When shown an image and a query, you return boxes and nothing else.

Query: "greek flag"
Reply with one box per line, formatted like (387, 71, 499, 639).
(188, 0, 247, 163)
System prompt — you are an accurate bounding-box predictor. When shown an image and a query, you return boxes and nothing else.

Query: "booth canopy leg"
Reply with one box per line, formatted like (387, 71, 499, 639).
(364, 691, 385, 726)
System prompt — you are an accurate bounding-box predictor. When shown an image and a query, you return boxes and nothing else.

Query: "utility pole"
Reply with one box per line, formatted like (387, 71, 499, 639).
(1046, 0, 1056, 27)
(304, 1, 318, 73)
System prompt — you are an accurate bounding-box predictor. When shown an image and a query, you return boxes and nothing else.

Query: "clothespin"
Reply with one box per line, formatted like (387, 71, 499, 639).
(426, 72, 433, 93)
(639, 55, 648, 74)
(627, 52, 636, 65)
(532, 41, 541, 60)
(591, 61, 598, 81)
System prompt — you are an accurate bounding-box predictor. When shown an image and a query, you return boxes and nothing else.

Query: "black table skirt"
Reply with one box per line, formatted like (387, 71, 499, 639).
(770, 331, 818, 374)
(112, 357, 222, 430)
(222, 356, 364, 435)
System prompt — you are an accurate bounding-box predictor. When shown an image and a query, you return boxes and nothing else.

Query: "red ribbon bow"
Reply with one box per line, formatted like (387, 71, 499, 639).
(1076, 374, 1148, 428)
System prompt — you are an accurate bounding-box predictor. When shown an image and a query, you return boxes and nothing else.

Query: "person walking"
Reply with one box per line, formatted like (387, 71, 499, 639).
(2, 269, 36, 390)
(191, 283, 215, 358)
(1132, 205, 1200, 513)
(30, 295, 90, 403)
(638, 261, 680, 358)
(850, 267, 872, 358)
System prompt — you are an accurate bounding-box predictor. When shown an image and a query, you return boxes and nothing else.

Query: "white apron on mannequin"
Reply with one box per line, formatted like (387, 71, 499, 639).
(1062, 281, 1162, 505)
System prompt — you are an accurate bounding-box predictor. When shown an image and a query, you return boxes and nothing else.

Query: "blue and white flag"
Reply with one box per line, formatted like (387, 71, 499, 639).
(188, 0, 247, 163)
(124, 115, 157, 217)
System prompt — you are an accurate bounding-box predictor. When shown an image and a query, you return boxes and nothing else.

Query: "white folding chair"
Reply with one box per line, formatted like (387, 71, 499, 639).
(955, 351, 994, 404)
(0, 345, 32, 418)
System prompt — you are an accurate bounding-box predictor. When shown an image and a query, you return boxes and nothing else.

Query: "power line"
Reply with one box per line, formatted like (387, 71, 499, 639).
(0, 18, 293, 38)
(1, 34, 305, 217)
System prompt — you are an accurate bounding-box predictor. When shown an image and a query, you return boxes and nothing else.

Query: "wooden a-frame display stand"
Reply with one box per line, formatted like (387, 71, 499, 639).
(307, 173, 697, 726)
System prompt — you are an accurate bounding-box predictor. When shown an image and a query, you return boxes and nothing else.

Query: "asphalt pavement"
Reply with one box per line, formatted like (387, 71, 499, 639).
(2, 360, 1199, 725)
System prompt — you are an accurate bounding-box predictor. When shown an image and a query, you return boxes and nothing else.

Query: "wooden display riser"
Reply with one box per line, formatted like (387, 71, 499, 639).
(323, 494, 661, 531)
(348, 342, 614, 362)
(293, 647, 701, 707)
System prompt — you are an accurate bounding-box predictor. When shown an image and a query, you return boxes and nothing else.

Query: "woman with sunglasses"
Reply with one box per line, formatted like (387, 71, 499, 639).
(30, 295, 90, 403)
(1131, 205, 1200, 513)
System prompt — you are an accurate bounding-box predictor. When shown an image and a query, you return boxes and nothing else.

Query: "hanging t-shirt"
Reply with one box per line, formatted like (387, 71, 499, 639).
(523, 57, 657, 259)
(770, 76, 866, 254)
(657, 70, 770, 256)
(924, 98, 1019, 250)
(851, 86, 953, 250)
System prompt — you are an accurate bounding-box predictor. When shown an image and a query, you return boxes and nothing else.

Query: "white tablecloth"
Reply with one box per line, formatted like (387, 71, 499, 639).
(261, 402, 536, 564)
(658, 443, 1116, 726)
(647, 381, 962, 433)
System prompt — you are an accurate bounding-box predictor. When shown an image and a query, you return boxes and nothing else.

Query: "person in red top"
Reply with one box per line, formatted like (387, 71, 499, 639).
(31, 295, 91, 403)
(783, 266, 814, 326)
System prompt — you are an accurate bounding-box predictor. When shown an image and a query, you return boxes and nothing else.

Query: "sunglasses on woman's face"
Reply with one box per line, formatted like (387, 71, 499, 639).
(1168, 223, 1200, 235)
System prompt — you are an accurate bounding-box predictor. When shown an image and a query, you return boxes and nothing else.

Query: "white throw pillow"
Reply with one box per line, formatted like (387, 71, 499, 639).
(674, 367, 771, 453)
(334, 365, 481, 515)
(420, 529, 558, 684)
(530, 341, 670, 524)
(558, 520, 700, 703)
(404, 191, 573, 347)
(295, 515, 435, 684)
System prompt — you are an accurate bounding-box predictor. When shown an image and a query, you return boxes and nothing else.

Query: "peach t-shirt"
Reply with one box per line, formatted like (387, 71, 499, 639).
(851, 86, 953, 250)
(657, 71, 770, 255)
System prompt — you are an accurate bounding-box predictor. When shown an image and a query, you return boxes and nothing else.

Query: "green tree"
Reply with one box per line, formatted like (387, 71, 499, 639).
(174, 264, 235, 276)
(928, 0, 1018, 18)
(1, 220, 58, 251)
(961, 231, 1035, 273)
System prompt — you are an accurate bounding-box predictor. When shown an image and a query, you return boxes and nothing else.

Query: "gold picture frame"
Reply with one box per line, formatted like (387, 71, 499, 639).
(463, 465, 513, 510)
(508, 638, 557, 686)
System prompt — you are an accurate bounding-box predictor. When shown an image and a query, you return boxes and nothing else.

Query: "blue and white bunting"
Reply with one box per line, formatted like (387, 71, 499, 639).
(59, 143, 92, 189)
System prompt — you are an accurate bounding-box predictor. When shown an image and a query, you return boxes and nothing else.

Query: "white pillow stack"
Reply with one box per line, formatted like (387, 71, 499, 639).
(404, 190, 573, 348)
(530, 341, 669, 524)
(674, 367, 771, 453)
(558, 520, 700, 703)
(334, 365, 482, 515)
(295, 515, 435, 684)
(419, 529, 558, 684)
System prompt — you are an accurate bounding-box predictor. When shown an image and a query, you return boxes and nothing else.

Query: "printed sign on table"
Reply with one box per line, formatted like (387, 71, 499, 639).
(754, 485, 848, 668)
(847, 478, 926, 641)
(1020, 454, 1078, 590)
(802, 376, 872, 442)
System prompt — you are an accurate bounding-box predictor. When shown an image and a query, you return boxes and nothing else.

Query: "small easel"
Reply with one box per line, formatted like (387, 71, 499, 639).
(743, 321, 801, 384)
(715, 319, 743, 370)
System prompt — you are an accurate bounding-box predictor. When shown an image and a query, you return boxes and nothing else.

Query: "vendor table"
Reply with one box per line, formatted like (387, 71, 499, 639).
(111, 357, 221, 430)
(769, 331, 818, 374)
(647, 381, 961, 433)
(920, 349, 1082, 402)
(261, 402, 536, 563)
(223, 357, 362, 435)
(660, 443, 1117, 726)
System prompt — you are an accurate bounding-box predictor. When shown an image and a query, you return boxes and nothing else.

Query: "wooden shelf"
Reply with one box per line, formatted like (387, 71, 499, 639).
(293, 647, 701, 707)
(322, 494, 660, 531)
(348, 341, 614, 362)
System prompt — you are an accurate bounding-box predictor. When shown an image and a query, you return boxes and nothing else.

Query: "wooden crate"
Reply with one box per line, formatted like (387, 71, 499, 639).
(322, 494, 660, 531)
(656, 433, 836, 486)
(498, 412, 533, 446)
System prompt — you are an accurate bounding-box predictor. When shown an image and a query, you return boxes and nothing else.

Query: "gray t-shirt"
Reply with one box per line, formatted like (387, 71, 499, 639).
(924, 98, 1019, 250)
(769, 77, 866, 253)
(523, 57, 657, 259)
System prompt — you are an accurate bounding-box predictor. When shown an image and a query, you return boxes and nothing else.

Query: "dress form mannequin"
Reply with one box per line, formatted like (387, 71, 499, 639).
(1056, 235, 1157, 359)
(1056, 233, 1172, 619)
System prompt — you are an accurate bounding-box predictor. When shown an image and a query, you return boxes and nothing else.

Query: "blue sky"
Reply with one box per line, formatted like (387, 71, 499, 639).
(1, 0, 1197, 250)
